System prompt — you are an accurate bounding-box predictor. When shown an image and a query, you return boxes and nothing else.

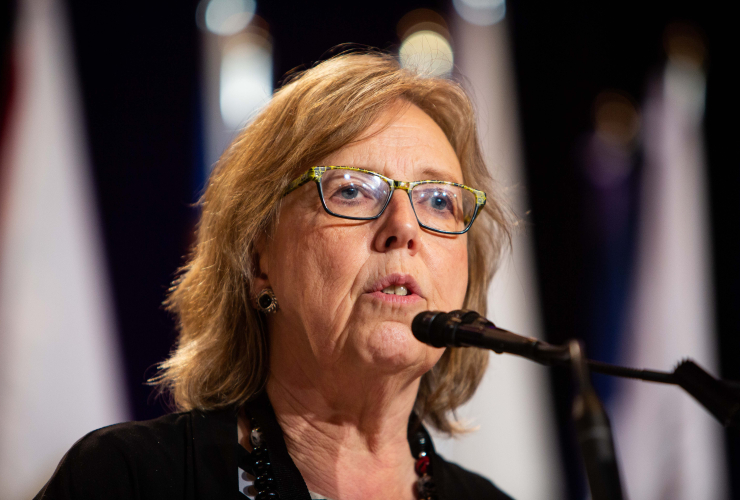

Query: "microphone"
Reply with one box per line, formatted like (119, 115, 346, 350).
(413, 310, 626, 500)
(411, 310, 569, 365)
(412, 310, 740, 428)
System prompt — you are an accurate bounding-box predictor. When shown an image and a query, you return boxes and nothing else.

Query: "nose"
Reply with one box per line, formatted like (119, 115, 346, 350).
(372, 191, 420, 254)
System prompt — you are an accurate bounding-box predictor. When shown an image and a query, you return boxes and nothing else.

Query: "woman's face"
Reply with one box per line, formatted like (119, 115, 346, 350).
(258, 103, 469, 381)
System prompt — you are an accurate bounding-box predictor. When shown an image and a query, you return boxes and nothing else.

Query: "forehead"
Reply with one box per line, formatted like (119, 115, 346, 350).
(320, 103, 463, 183)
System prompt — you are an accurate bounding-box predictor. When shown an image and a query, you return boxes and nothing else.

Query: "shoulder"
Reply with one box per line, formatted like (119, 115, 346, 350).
(34, 412, 196, 500)
(433, 453, 514, 500)
(63, 411, 194, 472)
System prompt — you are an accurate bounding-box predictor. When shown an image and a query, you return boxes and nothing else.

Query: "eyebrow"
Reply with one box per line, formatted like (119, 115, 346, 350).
(416, 166, 463, 184)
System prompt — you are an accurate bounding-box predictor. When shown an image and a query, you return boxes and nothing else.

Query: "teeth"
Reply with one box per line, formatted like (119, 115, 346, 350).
(382, 285, 409, 296)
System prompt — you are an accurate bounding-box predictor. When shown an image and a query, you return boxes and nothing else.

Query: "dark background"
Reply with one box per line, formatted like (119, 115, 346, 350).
(0, 1, 734, 498)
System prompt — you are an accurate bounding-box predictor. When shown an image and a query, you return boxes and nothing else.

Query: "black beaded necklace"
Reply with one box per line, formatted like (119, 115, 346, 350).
(246, 416, 437, 500)
(248, 417, 279, 499)
(412, 429, 436, 500)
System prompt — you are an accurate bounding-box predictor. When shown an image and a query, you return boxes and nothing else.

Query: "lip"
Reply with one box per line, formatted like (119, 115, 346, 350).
(365, 273, 424, 304)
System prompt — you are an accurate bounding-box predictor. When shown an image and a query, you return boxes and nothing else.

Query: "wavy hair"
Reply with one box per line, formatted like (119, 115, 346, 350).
(155, 52, 512, 433)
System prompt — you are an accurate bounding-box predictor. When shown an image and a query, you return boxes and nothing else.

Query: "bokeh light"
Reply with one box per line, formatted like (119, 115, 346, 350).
(663, 22, 706, 68)
(397, 8, 450, 41)
(452, 0, 506, 26)
(593, 90, 640, 147)
(219, 32, 272, 128)
(398, 10, 453, 79)
(399, 30, 453, 77)
(202, 0, 256, 36)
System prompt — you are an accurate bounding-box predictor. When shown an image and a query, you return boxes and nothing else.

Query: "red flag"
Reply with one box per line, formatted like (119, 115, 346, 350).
(0, 0, 129, 497)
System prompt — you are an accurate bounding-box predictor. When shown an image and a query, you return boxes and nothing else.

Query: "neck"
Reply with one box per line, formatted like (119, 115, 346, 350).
(266, 366, 421, 500)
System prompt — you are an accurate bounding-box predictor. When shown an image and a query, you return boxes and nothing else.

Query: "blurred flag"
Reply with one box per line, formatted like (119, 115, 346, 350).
(610, 34, 728, 499)
(432, 18, 564, 500)
(0, 0, 129, 498)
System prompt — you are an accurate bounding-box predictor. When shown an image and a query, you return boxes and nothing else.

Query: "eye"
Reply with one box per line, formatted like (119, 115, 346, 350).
(339, 186, 360, 199)
(330, 182, 372, 203)
(430, 195, 449, 211)
(412, 185, 462, 223)
(320, 170, 390, 217)
(423, 189, 456, 214)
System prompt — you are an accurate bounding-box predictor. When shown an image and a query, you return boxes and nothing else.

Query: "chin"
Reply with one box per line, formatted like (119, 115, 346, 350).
(363, 323, 439, 374)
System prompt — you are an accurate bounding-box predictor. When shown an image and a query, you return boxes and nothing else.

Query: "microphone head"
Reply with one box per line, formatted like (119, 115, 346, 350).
(673, 359, 740, 427)
(412, 311, 446, 347)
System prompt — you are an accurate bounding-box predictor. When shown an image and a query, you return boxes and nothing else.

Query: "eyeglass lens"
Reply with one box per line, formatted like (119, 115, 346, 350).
(319, 169, 476, 233)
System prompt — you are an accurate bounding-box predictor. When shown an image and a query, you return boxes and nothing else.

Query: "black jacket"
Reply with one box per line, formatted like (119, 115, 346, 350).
(35, 393, 513, 500)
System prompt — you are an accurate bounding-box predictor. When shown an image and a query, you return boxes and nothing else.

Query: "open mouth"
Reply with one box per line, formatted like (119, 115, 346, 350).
(366, 274, 422, 303)
(381, 285, 409, 296)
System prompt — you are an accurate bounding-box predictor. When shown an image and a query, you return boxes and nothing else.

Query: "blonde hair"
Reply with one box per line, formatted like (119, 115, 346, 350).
(156, 52, 512, 433)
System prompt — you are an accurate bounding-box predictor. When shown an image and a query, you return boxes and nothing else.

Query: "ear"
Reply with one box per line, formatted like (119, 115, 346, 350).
(251, 231, 271, 296)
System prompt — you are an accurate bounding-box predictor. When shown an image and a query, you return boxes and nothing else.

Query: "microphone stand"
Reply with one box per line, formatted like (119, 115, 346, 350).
(488, 331, 739, 499)
(434, 310, 740, 428)
(569, 340, 624, 500)
(412, 310, 740, 500)
(585, 358, 740, 428)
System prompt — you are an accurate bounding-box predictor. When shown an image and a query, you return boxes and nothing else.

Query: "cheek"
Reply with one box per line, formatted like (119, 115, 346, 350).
(426, 237, 469, 310)
(270, 220, 369, 326)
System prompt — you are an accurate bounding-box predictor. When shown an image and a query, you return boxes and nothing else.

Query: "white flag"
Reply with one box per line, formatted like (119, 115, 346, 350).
(0, 0, 129, 498)
(432, 18, 565, 500)
(610, 56, 728, 499)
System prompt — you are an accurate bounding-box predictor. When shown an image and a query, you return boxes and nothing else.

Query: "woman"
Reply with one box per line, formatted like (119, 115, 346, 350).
(36, 52, 513, 500)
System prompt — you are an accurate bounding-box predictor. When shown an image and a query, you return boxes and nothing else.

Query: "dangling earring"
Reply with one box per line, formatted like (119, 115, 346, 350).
(256, 288, 279, 313)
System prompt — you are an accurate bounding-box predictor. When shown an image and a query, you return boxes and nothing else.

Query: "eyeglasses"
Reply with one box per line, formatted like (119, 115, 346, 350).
(284, 166, 486, 235)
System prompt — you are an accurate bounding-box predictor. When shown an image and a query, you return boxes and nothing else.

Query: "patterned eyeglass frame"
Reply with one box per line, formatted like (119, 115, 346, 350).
(283, 166, 487, 235)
